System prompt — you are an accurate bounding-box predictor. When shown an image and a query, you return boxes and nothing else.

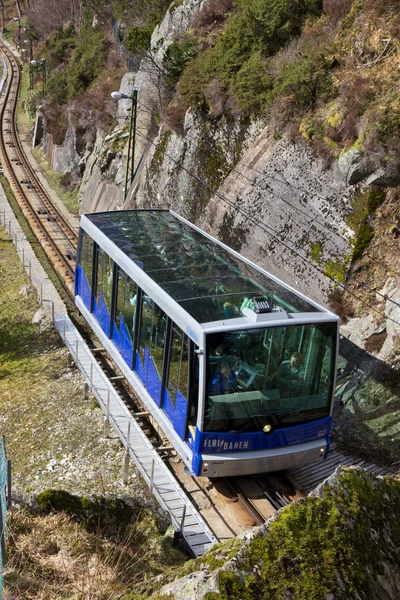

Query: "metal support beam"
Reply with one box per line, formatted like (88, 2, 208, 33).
(123, 87, 138, 203)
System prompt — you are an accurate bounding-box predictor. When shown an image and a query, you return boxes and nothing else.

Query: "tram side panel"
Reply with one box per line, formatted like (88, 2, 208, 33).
(75, 230, 192, 445)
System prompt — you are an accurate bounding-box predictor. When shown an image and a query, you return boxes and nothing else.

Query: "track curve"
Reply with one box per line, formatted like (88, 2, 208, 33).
(0, 40, 78, 293)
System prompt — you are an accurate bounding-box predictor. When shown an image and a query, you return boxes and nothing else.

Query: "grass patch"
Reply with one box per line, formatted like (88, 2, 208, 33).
(0, 226, 145, 496)
(16, 66, 34, 136)
(2, 20, 17, 46)
(31, 147, 80, 215)
(0, 176, 72, 304)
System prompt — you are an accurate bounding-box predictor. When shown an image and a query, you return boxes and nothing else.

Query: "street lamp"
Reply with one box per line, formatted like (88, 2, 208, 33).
(111, 87, 139, 203)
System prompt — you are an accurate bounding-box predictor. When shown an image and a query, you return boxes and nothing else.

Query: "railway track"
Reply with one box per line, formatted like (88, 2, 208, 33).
(0, 39, 397, 549)
(0, 40, 78, 293)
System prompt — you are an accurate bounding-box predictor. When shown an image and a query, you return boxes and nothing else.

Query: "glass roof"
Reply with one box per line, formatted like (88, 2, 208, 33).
(86, 210, 320, 323)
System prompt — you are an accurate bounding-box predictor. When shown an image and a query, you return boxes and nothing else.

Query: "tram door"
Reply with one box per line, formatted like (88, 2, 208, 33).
(163, 324, 189, 440)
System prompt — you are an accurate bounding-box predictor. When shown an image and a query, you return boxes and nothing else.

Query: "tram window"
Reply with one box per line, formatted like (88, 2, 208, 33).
(80, 232, 93, 290)
(136, 296, 167, 400)
(167, 326, 189, 406)
(115, 270, 137, 340)
(95, 249, 113, 312)
(103, 255, 113, 312)
(151, 305, 167, 379)
(95, 248, 104, 304)
(138, 296, 153, 366)
(205, 322, 336, 432)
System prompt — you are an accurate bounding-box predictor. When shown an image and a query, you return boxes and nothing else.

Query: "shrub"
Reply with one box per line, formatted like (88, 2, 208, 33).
(163, 100, 187, 133)
(45, 71, 68, 105)
(45, 23, 76, 69)
(327, 288, 353, 322)
(125, 26, 152, 53)
(322, 0, 353, 25)
(273, 45, 333, 111)
(164, 35, 198, 88)
(178, 48, 215, 109)
(231, 51, 273, 115)
(179, 0, 325, 117)
(43, 103, 68, 144)
(24, 89, 43, 119)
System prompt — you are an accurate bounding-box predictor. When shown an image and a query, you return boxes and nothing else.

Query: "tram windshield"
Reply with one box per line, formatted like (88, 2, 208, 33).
(204, 322, 337, 433)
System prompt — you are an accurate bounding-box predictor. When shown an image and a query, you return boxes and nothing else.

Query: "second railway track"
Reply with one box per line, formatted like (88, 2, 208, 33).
(0, 40, 78, 293)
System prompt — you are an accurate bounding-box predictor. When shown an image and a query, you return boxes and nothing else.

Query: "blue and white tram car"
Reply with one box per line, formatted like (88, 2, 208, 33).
(74, 210, 339, 477)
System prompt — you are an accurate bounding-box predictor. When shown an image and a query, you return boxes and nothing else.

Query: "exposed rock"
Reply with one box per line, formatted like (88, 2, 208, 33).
(32, 307, 48, 325)
(339, 149, 373, 185)
(19, 284, 34, 297)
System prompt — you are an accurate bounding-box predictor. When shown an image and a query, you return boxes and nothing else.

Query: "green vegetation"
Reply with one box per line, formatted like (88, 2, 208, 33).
(117, 0, 171, 52)
(0, 177, 71, 301)
(125, 25, 153, 53)
(149, 129, 172, 176)
(349, 188, 386, 261)
(31, 148, 80, 215)
(177, 0, 326, 116)
(44, 21, 107, 105)
(164, 35, 198, 88)
(5, 502, 185, 598)
(203, 469, 400, 600)
(44, 22, 76, 70)
(37, 489, 142, 534)
(309, 241, 322, 263)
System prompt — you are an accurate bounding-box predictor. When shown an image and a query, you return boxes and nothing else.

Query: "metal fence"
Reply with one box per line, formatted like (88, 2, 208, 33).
(112, 17, 141, 73)
(0, 436, 11, 597)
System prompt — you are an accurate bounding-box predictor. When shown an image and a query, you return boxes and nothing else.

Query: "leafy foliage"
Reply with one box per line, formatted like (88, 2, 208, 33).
(164, 36, 198, 88)
(44, 22, 107, 105)
(125, 25, 153, 52)
(178, 0, 326, 116)
(273, 44, 333, 109)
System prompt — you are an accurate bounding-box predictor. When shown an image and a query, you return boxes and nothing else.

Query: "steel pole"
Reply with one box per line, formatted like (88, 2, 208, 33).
(123, 88, 138, 203)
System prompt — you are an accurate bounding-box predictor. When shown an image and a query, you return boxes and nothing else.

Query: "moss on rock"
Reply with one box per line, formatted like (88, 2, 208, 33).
(157, 468, 400, 600)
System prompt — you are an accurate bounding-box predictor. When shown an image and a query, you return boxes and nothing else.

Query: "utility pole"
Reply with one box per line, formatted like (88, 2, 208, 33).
(111, 87, 140, 203)
(124, 87, 139, 203)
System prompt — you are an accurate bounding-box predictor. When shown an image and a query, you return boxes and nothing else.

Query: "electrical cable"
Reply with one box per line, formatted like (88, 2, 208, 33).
(137, 99, 400, 229)
(134, 129, 400, 323)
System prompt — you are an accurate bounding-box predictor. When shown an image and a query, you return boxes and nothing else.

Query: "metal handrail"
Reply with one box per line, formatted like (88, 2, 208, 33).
(0, 201, 218, 555)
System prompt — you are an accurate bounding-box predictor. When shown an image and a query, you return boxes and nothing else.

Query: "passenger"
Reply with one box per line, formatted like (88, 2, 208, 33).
(223, 302, 237, 318)
(275, 352, 304, 395)
(210, 361, 238, 395)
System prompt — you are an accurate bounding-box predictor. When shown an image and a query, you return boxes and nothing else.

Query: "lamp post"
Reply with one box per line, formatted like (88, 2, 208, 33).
(111, 88, 139, 203)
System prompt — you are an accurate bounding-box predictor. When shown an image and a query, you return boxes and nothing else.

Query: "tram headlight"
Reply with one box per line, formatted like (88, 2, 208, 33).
(263, 423, 272, 434)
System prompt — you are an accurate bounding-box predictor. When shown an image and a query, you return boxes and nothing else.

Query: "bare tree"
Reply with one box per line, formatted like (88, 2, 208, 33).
(26, 0, 84, 37)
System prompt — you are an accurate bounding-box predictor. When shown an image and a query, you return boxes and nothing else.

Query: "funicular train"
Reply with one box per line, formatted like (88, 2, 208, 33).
(74, 210, 339, 477)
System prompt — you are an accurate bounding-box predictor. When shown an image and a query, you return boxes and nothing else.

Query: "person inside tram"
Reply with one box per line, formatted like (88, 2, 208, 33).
(223, 301, 238, 318)
(210, 361, 238, 395)
(274, 351, 305, 396)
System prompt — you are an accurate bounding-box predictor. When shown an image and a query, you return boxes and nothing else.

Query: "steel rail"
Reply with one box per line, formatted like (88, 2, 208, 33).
(0, 42, 76, 292)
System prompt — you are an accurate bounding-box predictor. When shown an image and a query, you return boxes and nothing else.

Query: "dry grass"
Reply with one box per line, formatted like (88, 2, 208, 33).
(4, 505, 185, 599)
